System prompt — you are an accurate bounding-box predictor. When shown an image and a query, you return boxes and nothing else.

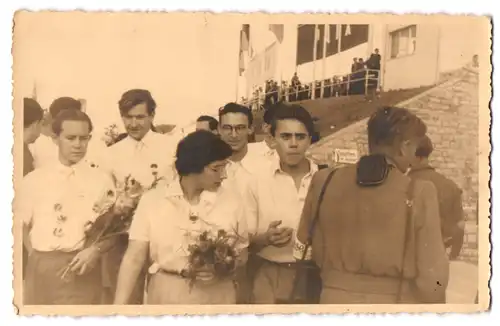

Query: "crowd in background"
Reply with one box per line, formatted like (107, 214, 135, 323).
(244, 49, 382, 111)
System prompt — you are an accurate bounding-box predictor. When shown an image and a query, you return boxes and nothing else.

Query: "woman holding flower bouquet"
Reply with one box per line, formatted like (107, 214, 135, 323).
(114, 130, 249, 304)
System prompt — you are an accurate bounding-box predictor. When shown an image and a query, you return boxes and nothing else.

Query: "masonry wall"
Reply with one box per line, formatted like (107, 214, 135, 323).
(307, 67, 479, 263)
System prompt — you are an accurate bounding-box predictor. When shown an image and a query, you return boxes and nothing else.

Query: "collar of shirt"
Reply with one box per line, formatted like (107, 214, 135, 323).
(164, 178, 217, 206)
(270, 157, 318, 178)
(54, 159, 89, 178)
(410, 162, 435, 172)
(124, 130, 158, 151)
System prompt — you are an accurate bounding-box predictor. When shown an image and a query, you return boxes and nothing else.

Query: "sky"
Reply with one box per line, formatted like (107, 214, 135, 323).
(13, 12, 242, 136)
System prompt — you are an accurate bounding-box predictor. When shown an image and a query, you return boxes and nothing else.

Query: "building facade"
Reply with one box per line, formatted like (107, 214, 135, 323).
(238, 21, 484, 97)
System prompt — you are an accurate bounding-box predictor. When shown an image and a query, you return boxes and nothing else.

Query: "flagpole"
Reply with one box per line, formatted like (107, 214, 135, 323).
(321, 24, 329, 98)
(312, 24, 318, 99)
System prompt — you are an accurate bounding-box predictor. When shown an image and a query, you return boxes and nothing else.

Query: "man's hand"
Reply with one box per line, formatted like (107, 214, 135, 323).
(266, 221, 293, 248)
(69, 246, 100, 275)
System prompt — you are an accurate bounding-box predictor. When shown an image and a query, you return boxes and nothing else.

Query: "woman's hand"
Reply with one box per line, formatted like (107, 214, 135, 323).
(69, 246, 100, 275)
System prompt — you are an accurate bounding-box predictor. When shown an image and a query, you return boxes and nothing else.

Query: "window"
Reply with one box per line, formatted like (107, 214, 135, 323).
(390, 25, 417, 59)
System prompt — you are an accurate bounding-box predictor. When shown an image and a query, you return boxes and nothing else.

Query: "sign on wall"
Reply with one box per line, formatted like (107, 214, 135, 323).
(333, 148, 359, 164)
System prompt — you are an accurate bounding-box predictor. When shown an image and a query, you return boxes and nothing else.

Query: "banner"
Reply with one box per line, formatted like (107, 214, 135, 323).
(296, 24, 316, 66)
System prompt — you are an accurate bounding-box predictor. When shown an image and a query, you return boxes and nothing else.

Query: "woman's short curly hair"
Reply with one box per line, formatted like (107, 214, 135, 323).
(367, 106, 427, 152)
(175, 130, 233, 176)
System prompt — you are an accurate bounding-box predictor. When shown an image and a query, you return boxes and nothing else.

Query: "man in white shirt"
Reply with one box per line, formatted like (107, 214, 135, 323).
(217, 102, 272, 303)
(30, 97, 107, 170)
(102, 89, 178, 304)
(105, 89, 178, 188)
(247, 103, 320, 304)
(16, 109, 116, 304)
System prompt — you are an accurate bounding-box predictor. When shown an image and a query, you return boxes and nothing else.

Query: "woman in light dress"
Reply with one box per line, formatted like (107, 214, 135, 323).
(114, 130, 249, 304)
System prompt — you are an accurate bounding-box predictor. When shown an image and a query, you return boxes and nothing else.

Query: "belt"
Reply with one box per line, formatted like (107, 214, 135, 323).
(158, 269, 189, 279)
(260, 258, 298, 269)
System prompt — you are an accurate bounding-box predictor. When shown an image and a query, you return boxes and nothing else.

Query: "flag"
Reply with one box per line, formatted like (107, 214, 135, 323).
(345, 24, 352, 36)
(240, 29, 249, 52)
(269, 24, 284, 43)
(31, 82, 37, 101)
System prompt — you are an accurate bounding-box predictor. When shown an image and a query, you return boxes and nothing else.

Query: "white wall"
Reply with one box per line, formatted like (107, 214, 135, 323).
(383, 24, 440, 90)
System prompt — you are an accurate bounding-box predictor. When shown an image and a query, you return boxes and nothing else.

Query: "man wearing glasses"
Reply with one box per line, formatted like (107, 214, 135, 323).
(217, 102, 271, 303)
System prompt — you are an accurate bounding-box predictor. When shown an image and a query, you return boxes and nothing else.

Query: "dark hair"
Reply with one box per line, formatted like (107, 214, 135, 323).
(270, 103, 315, 137)
(218, 102, 253, 126)
(24, 98, 44, 128)
(175, 130, 232, 176)
(367, 106, 427, 152)
(415, 135, 434, 158)
(49, 97, 82, 118)
(197, 115, 219, 131)
(118, 89, 156, 116)
(263, 105, 279, 125)
(52, 109, 93, 136)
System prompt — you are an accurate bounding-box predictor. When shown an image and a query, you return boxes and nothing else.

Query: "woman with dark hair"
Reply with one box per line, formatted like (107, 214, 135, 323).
(294, 106, 449, 304)
(114, 130, 249, 304)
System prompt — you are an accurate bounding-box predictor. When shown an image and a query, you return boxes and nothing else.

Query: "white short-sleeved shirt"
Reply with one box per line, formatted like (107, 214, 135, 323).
(128, 179, 249, 274)
(104, 131, 179, 189)
(249, 158, 319, 263)
(15, 161, 116, 252)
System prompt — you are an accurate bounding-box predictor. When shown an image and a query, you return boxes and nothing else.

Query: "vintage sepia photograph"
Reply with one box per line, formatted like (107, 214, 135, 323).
(11, 12, 491, 315)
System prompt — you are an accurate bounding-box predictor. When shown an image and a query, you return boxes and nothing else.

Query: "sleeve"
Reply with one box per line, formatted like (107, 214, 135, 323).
(451, 186, 465, 224)
(241, 177, 259, 236)
(15, 174, 35, 226)
(127, 192, 152, 242)
(293, 174, 318, 260)
(414, 181, 450, 303)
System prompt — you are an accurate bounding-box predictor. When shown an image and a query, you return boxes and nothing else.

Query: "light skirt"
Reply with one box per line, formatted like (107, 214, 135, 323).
(146, 272, 236, 305)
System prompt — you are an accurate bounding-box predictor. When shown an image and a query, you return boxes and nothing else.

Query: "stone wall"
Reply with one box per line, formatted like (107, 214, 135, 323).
(307, 67, 480, 263)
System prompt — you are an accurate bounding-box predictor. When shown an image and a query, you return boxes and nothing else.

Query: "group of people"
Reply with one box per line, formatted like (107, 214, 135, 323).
(18, 88, 466, 305)
(246, 49, 383, 110)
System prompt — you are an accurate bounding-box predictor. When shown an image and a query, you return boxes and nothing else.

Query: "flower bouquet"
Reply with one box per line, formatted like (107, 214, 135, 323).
(184, 229, 242, 289)
(58, 171, 162, 282)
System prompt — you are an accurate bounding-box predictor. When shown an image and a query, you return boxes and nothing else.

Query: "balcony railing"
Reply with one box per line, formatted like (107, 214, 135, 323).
(241, 68, 381, 109)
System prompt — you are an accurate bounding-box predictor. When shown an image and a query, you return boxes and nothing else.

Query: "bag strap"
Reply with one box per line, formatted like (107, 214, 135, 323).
(288, 168, 337, 303)
(396, 177, 417, 303)
(300, 168, 337, 261)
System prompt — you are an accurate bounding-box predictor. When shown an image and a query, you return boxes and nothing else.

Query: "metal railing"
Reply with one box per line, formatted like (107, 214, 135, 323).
(241, 68, 381, 109)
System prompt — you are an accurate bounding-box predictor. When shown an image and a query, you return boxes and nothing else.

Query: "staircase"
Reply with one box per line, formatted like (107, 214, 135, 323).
(253, 86, 432, 141)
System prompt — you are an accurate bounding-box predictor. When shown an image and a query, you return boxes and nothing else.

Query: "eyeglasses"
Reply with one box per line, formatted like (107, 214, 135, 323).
(220, 125, 248, 134)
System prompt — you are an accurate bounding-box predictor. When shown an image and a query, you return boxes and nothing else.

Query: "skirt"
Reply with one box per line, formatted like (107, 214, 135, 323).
(146, 271, 236, 304)
(24, 250, 102, 305)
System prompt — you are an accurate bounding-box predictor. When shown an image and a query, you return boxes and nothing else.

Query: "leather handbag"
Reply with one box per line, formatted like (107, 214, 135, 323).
(284, 169, 337, 304)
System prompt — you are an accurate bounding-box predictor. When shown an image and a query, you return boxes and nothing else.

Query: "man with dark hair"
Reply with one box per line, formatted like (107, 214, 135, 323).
(410, 135, 466, 260)
(217, 102, 270, 303)
(23, 98, 44, 176)
(16, 109, 116, 304)
(196, 115, 219, 135)
(103, 89, 179, 304)
(30, 97, 82, 169)
(245, 103, 320, 304)
(106, 89, 177, 187)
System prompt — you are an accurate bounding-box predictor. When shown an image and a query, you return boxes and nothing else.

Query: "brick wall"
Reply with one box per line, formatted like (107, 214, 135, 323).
(307, 67, 479, 263)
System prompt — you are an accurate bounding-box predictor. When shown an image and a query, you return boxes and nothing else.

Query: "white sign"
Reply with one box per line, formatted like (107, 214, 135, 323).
(333, 148, 359, 164)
